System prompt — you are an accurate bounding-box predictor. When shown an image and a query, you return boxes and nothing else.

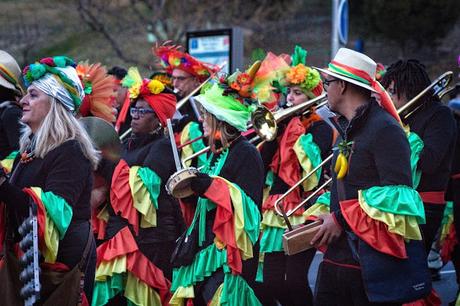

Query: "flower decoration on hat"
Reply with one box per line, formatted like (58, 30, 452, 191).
(121, 67, 166, 99)
(76, 61, 116, 122)
(218, 60, 261, 107)
(284, 46, 323, 99)
(153, 42, 219, 82)
(119, 67, 176, 127)
(23, 56, 82, 107)
(150, 71, 172, 88)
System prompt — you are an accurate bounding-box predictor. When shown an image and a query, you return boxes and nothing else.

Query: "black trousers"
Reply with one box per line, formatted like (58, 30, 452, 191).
(314, 261, 401, 306)
(259, 249, 316, 306)
(419, 202, 446, 254)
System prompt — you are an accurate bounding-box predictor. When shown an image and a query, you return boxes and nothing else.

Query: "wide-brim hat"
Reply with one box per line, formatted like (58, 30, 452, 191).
(195, 83, 251, 132)
(0, 50, 24, 94)
(315, 48, 378, 93)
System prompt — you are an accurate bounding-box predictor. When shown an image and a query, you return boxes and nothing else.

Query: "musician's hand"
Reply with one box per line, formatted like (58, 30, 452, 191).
(310, 213, 342, 247)
(190, 173, 212, 196)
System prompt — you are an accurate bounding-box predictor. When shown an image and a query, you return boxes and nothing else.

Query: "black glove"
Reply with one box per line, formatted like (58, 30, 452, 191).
(190, 172, 212, 196)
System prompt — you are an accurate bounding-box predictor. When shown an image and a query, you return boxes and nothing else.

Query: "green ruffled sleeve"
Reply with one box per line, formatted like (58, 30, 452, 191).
(407, 131, 424, 188)
(41, 191, 73, 239)
(137, 166, 161, 210)
(189, 121, 207, 167)
(361, 185, 425, 224)
(315, 191, 330, 207)
(297, 133, 322, 181)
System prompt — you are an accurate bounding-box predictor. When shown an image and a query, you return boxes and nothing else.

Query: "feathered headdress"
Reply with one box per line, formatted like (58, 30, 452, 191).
(76, 61, 116, 122)
(284, 45, 323, 99)
(153, 42, 219, 82)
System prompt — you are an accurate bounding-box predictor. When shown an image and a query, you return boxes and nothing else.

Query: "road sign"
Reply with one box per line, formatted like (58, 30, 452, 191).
(338, 0, 348, 45)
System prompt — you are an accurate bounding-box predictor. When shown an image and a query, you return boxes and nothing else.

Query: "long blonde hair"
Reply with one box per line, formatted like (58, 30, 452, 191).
(19, 97, 100, 169)
(206, 111, 240, 153)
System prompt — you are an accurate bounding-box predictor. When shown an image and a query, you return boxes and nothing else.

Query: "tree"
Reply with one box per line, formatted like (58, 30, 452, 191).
(77, 0, 303, 67)
(349, 0, 460, 57)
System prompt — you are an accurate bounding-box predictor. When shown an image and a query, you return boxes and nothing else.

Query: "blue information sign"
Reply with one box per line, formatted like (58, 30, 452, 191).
(338, 0, 348, 45)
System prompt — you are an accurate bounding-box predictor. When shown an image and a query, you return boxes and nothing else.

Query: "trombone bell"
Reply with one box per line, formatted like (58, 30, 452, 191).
(250, 106, 277, 142)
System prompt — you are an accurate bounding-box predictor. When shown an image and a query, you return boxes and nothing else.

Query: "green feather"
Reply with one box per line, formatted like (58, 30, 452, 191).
(291, 45, 307, 66)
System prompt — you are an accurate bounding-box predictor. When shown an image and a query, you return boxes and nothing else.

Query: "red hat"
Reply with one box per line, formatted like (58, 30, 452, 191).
(138, 79, 176, 126)
(153, 44, 218, 82)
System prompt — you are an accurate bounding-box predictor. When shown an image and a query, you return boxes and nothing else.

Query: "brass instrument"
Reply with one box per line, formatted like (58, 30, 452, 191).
(274, 71, 455, 217)
(249, 94, 328, 144)
(274, 155, 333, 217)
(181, 93, 329, 166)
(397, 71, 453, 119)
(79, 116, 122, 162)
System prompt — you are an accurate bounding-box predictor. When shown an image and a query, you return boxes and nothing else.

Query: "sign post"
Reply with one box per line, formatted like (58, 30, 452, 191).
(186, 28, 243, 74)
(331, 0, 348, 59)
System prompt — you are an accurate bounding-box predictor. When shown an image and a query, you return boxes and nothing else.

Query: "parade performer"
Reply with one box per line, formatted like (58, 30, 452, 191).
(0, 50, 24, 173)
(381, 60, 457, 255)
(92, 67, 184, 306)
(257, 46, 333, 306)
(75, 61, 117, 243)
(312, 48, 429, 305)
(445, 94, 460, 305)
(154, 43, 219, 169)
(169, 66, 264, 305)
(0, 56, 99, 304)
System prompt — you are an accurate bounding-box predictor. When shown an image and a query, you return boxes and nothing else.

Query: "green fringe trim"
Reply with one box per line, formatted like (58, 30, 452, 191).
(171, 243, 229, 292)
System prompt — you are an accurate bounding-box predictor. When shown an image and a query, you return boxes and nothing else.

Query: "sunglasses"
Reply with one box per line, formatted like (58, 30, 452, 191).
(130, 107, 155, 119)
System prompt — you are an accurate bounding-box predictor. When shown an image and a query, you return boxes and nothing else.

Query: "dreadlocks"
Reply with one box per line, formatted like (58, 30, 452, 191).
(381, 59, 434, 106)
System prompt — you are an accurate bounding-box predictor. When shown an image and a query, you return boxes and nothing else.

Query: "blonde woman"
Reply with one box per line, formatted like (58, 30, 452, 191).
(0, 56, 99, 305)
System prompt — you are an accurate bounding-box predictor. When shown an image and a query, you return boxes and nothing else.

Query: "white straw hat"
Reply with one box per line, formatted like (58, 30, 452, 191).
(315, 48, 378, 93)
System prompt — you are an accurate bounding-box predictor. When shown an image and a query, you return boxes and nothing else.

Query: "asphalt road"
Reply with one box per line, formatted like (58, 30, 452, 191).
(307, 252, 459, 306)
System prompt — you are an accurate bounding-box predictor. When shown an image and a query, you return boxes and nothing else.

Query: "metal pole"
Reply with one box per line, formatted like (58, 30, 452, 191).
(166, 119, 182, 171)
(331, 0, 339, 59)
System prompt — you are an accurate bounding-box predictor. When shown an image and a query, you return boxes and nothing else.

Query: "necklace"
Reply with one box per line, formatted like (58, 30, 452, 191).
(20, 138, 36, 164)
(20, 151, 35, 164)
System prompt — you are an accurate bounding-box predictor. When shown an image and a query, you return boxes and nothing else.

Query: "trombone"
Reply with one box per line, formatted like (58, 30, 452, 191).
(398, 71, 453, 119)
(181, 93, 329, 167)
(274, 71, 454, 217)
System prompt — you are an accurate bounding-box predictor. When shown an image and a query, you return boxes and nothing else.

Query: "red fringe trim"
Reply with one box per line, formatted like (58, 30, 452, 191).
(96, 226, 138, 266)
(127, 251, 172, 306)
(91, 208, 107, 240)
(110, 160, 139, 235)
(440, 224, 457, 264)
(263, 192, 303, 216)
(203, 178, 242, 275)
(403, 288, 441, 306)
(23, 188, 47, 252)
(41, 261, 70, 272)
(340, 199, 407, 259)
(179, 199, 196, 228)
(269, 117, 305, 187)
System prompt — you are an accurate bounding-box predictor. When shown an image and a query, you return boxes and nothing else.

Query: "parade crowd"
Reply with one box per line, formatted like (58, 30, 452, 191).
(0, 43, 459, 306)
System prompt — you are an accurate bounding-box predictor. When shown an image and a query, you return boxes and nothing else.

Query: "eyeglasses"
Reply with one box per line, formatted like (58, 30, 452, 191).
(323, 78, 340, 90)
(130, 107, 155, 119)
